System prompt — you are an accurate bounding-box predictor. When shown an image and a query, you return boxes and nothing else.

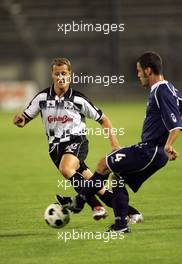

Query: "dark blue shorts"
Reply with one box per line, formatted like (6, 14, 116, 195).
(106, 143, 168, 192)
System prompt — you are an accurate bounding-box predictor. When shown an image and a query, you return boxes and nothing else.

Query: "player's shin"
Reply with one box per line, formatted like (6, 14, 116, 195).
(99, 189, 113, 207)
(112, 186, 129, 229)
(99, 189, 140, 216)
(70, 172, 103, 209)
(76, 171, 105, 209)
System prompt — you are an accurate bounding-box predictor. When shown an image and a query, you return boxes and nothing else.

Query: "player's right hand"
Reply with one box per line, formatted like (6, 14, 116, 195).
(13, 114, 26, 127)
(164, 145, 179, 161)
(111, 145, 121, 152)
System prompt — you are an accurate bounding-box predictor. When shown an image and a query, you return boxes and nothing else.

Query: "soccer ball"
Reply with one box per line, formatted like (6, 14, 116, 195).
(44, 203, 70, 228)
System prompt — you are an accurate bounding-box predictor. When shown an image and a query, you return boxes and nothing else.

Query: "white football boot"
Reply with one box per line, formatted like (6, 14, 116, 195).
(92, 206, 108, 220)
(128, 214, 144, 224)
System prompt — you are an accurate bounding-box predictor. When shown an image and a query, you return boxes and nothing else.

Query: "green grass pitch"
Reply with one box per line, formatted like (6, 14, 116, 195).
(0, 103, 182, 264)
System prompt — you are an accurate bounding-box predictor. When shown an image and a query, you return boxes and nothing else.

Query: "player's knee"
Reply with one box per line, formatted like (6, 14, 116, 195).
(96, 157, 108, 174)
(59, 165, 75, 179)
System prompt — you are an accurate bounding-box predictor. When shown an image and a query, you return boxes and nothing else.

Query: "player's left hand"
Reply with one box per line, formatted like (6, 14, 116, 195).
(164, 145, 179, 161)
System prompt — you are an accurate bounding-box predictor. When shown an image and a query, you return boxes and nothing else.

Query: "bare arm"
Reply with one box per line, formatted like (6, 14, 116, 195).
(164, 128, 181, 161)
(98, 114, 120, 151)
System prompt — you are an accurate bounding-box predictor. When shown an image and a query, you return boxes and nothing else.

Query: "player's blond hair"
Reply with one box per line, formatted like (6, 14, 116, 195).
(51, 57, 72, 72)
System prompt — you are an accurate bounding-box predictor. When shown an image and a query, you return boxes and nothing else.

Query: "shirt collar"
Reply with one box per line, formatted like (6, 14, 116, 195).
(150, 80, 168, 92)
(50, 85, 72, 98)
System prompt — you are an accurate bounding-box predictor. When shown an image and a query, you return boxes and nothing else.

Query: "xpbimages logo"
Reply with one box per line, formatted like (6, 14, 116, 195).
(54, 72, 125, 86)
(58, 229, 125, 243)
(57, 177, 125, 191)
(57, 21, 125, 35)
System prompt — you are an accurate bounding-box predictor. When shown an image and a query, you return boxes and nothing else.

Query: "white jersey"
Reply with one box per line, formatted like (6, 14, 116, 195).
(23, 86, 103, 144)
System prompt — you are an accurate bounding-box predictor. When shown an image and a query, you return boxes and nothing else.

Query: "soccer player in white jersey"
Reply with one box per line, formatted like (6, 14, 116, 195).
(13, 58, 142, 221)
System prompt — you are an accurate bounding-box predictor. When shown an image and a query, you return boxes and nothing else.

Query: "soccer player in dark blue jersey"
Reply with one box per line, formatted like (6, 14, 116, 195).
(56, 51, 182, 233)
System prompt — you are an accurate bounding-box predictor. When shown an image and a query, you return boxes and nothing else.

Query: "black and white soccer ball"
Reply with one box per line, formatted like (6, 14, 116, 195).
(44, 203, 70, 228)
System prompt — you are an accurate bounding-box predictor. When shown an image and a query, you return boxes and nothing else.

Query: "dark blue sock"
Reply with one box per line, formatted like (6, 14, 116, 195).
(99, 189, 139, 216)
(76, 172, 105, 208)
(70, 172, 102, 209)
(99, 189, 113, 207)
(112, 186, 129, 228)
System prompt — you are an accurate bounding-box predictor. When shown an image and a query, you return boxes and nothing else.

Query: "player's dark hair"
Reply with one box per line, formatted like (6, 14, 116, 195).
(137, 52, 163, 75)
(51, 57, 72, 72)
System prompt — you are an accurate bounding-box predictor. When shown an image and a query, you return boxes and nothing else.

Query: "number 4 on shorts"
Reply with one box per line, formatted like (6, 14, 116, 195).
(115, 153, 126, 162)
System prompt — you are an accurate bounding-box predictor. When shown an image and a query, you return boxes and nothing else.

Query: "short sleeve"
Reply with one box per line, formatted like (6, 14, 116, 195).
(23, 93, 42, 120)
(155, 84, 182, 131)
(74, 95, 103, 121)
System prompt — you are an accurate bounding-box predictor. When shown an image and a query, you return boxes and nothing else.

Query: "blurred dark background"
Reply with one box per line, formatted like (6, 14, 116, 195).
(0, 0, 182, 102)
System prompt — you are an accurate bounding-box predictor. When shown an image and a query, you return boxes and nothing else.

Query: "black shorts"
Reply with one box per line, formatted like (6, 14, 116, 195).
(49, 135, 89, 172)
(106, 142, 168, 192)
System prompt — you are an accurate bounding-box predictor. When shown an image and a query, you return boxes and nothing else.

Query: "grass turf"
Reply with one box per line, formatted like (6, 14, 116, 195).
(0, 103, 182, 264)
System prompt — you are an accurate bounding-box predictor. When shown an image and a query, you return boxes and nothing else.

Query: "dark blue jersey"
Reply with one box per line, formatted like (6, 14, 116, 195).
(141, 80, 182, 146)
